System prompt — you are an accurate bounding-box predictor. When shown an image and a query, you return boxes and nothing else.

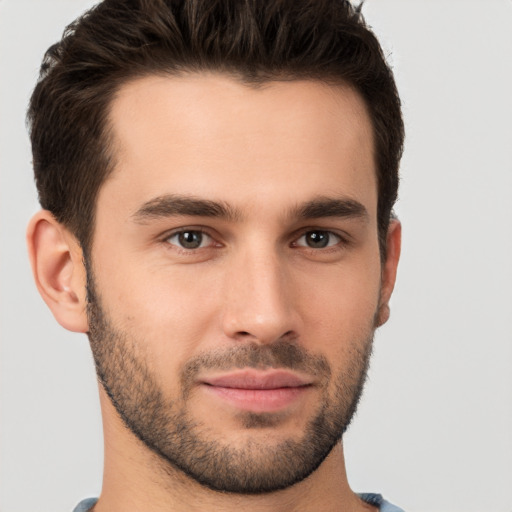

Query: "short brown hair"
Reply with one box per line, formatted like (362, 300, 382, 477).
(28, 0, 404, 256)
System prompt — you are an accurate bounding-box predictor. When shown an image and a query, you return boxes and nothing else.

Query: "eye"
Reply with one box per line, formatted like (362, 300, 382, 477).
(166, 230, 213, 250)
(294, 230, 342, 249)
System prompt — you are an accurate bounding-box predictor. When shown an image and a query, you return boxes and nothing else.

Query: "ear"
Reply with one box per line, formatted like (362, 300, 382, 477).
(375, 218, 402, 327)
(26, 210, 89, 333)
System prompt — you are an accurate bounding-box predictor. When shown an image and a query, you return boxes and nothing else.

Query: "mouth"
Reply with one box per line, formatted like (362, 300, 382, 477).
(200, 369, 313, 413)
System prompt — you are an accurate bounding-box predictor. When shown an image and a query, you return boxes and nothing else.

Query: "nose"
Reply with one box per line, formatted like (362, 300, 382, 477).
(221, 247, 300, 344)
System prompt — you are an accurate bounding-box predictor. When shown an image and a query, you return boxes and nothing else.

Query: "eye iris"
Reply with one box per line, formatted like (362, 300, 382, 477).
(306, 231, 329, 248)
(178, 231, 202, 249)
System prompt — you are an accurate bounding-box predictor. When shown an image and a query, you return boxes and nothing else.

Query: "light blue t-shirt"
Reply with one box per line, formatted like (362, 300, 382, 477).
(73, 494, 405, 511)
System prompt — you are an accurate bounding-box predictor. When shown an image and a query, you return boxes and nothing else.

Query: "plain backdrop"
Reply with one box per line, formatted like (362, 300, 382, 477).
(1, 1, 511, 511)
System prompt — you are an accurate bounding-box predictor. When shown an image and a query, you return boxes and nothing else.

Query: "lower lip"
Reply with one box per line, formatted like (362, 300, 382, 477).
(203, 385, 310, 413)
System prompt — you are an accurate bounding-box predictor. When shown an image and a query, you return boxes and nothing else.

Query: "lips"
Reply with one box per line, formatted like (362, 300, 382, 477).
(200, 370, 313, 412)
(203, 369, 311, 389)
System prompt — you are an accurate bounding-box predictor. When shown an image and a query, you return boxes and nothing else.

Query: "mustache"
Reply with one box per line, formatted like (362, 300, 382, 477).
(180, 340, 331, 391)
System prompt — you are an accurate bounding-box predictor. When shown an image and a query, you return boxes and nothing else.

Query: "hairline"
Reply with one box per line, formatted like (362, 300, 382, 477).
(75, 68, 390, 263)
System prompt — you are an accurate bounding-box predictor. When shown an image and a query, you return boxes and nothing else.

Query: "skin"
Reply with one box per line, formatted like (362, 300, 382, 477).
(27, 73, 401, 512)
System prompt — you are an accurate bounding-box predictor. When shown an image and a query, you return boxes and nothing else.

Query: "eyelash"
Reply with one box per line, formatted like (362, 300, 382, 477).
(292, 230, 344, 250)
(163, 228, 218, 252)
(161, 227, 349, 254)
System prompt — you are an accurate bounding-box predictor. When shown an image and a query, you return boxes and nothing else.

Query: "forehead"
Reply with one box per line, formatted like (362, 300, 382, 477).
(101, 73, 377, 220)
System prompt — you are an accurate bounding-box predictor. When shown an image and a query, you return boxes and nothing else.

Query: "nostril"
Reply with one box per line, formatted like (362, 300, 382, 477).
(236, 330, 297, 340)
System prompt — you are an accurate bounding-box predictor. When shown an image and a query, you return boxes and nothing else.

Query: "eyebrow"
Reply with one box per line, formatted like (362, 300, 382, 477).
(132, 194, 240, 223)
(132, 194, 368, 224)
(296, 196, 369, 222)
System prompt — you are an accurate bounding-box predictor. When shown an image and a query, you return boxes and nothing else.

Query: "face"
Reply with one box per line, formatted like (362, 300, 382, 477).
(87, 74, 385, 493)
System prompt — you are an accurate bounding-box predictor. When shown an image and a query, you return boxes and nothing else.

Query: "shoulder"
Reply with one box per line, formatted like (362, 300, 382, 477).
(359, 493, 406, 512)
(72, 498, 98, 512)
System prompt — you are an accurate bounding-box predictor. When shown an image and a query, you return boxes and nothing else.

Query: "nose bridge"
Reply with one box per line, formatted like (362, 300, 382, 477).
(222, 240, 297, 343)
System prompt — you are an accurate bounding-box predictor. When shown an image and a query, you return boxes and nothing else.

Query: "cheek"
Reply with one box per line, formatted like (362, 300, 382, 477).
(294, 261, 381, 381)
(95, 256, 223, 369)
(298, 259, 381, 334)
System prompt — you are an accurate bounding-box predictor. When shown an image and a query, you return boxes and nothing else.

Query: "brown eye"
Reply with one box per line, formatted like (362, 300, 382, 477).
(167, 230, 210, 249)
(295, 230, 341, 249)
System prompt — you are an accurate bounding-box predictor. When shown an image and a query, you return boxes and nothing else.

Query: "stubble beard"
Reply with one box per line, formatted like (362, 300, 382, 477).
(86, 272, 375, 495)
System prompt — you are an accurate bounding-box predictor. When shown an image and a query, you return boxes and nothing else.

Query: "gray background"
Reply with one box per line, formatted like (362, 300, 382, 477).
(1, 1, 511, 511)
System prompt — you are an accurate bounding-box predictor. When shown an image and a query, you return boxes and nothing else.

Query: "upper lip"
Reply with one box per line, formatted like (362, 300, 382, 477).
(201, 370, 313, 390)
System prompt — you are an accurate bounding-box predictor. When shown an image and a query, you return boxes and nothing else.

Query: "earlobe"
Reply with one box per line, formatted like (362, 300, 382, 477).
(376, 219, 402, 327)
(26, 210, 89, 333)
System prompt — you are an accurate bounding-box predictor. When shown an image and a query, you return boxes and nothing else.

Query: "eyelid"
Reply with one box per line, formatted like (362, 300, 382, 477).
(162, 226, 221, 250)
(295, 231, 340, 248)
(159, 225, 351, 252)
(291, 228, 350, 247)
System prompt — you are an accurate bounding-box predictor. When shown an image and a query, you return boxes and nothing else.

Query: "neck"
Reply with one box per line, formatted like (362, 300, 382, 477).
(94, 387, 372, 512)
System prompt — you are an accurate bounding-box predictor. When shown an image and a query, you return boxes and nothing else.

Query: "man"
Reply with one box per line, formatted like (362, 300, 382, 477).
(26, 0, 404, 510)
